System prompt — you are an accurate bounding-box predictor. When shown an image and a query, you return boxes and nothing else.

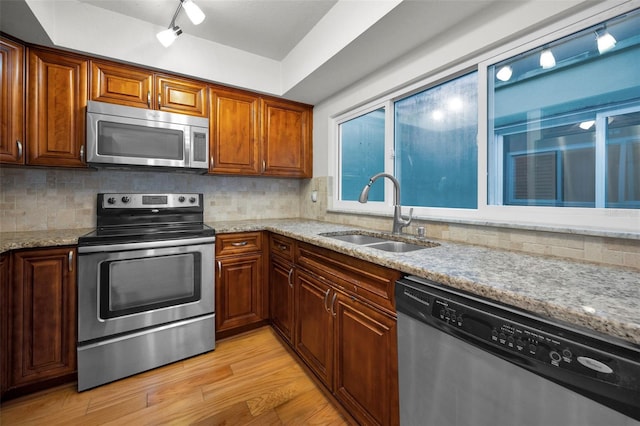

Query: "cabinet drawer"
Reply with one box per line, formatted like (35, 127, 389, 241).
(270, 234, 295, 261)
(296, 242, 401, 315)
(216, 232, 262, 256)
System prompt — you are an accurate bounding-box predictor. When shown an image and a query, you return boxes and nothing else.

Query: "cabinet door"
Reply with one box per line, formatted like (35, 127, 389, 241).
(156, 75, 207, 117)
(0, 37, 25, 164)
(9, 248, 77, 390)
(1, 254, 10, 395)
(269, 257, 294, 344)
(27, 49, 87, 167)
(215, 253, 264, 333)
(295, 270, 333, 389)
(334, 295, 399, 426)
(209, 88, 260, 175)
(90, 60, 153, 109)
(261, 98, 312, 178)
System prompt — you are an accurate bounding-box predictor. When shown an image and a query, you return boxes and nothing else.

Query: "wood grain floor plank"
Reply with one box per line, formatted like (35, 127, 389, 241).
(0, 327, 349, 425)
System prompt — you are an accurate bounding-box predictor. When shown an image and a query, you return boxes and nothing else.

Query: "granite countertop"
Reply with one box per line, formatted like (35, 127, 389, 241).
(2, 219, 639, 346)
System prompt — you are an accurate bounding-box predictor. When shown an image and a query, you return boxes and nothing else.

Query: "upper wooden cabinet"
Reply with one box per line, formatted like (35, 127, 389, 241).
(209, 89, 313, 178)
(209, 87, 260, 174)
(0, 37, 25, 164)
(262, 98, 312, 178)
(90, 60, 208, 117)
(27, 48, 88, 167)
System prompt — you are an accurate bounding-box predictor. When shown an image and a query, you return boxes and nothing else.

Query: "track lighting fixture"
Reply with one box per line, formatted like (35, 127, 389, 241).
(539, 48, 556, 69)
(156, 0, 205, 47)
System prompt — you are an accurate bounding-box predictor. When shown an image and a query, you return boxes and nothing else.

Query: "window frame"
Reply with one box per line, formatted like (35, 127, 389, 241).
(328, 2, 640, 234)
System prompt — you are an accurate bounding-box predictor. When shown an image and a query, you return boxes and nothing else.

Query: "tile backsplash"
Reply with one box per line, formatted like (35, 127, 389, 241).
(0, 167, 301, 231)
(1, 169, 637, 270)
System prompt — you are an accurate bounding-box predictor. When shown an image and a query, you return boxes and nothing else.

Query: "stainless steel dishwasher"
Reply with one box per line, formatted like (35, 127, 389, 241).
(396, 276, 640, 426)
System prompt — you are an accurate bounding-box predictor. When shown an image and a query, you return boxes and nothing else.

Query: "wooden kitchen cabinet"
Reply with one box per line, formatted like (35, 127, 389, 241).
(0, 36, 25, 165)
(209, 87, 260, 174)
(215, 232, 267, 338)
(295, 269, 334, 388)
(27, 48, 88, 167)
(209, 91, 312, 178)
(261, 98, 312, 178)
(269, 234, 295, 344)
(90, 60, 207, 117)
(293, 241, 402, 426)
(2, 247, 77, 399)
(334, 291, 399, 426)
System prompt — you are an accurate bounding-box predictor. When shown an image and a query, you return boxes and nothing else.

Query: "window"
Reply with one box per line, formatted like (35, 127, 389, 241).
(395, 73, 478, 208)
(336, 72, 478, 210)
(488, 9, 640, 209)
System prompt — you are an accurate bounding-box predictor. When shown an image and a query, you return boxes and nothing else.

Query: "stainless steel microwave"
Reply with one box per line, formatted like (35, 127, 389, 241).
(86, 100, 209, 172)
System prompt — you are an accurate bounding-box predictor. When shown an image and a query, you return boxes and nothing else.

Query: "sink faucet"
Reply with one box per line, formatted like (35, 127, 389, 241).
(358, 172, 413, 235)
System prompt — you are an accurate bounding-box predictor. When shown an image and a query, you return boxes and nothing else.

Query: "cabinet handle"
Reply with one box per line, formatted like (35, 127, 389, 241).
(80, 145, 84, 161)
(287, 268, 294, 288)
(323, 289, 331, 312)
(330, 292, 337, 317)
(217, 260, 222, 280)
(16, 140, 23, 159)
(158, 93, 161, 108)
(231, 241, 248, 247)
(147, 91, 151, 108)
(262, 160, 266, 173)
(68, 250, 73, 272)
(278, 244, 288, 251)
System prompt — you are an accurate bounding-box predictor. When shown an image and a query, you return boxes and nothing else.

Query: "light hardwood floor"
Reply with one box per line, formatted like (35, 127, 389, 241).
(0, 327, 349, 425)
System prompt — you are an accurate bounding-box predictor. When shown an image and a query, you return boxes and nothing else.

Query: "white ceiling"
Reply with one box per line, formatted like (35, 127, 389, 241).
(78, 0, 338, 61)
(0, 0, 591, 104)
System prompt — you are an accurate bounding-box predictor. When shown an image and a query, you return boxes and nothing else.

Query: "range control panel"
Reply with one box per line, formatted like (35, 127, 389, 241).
(100, 193, 202, 209)
(430, 296, 627, 386)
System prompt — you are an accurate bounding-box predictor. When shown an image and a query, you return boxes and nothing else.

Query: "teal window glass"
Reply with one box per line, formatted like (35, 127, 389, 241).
(339, 108, 385, 201)
(395, 72, 478, 208)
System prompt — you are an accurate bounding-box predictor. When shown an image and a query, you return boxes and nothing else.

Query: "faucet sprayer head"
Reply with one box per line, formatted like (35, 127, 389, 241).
(358, 180, 373, 203)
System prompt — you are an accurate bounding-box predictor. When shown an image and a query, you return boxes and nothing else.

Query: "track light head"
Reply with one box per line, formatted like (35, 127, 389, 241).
(156, 26, 182, 48)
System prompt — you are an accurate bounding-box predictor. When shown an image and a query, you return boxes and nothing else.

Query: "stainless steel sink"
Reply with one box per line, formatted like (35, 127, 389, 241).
(327, 234, 389, 245)
(320, 231, 439, 252)
(366, 241, 426, 253)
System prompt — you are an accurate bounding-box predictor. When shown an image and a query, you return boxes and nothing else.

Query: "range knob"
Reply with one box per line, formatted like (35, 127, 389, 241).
(121, 196, 131, 203)
(189, 196, 197, 203)
(178, 196, 186, 203)
(107, 197, 116, 205)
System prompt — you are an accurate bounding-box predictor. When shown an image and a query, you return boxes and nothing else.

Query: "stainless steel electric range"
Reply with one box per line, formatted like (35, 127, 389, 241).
(77, 193, 215, 391)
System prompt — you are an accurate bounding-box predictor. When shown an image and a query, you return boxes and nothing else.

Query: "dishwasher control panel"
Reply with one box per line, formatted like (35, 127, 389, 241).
(431, 296, 627, 384)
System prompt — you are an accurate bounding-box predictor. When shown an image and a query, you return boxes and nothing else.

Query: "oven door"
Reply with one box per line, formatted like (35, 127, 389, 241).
(78, 237, 214, 343)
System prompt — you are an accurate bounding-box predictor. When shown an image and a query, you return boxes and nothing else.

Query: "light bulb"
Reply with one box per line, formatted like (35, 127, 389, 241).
(496, 66, 513, 82)
(597, 31, 616, 54)
(540, 49, 556, 69)
(181, 0, 205, 25)
(157, 26, 182, 47)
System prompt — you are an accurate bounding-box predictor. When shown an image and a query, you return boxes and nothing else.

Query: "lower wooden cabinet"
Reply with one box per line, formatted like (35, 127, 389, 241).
(1, 247, 77, 398)
(215, 232, 267, 338)
(295, 269, 334, 388)
(282, 239, 401, 426)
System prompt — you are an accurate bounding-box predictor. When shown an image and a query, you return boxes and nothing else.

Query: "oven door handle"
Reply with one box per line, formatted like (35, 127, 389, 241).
(78, 236, 216, 253)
